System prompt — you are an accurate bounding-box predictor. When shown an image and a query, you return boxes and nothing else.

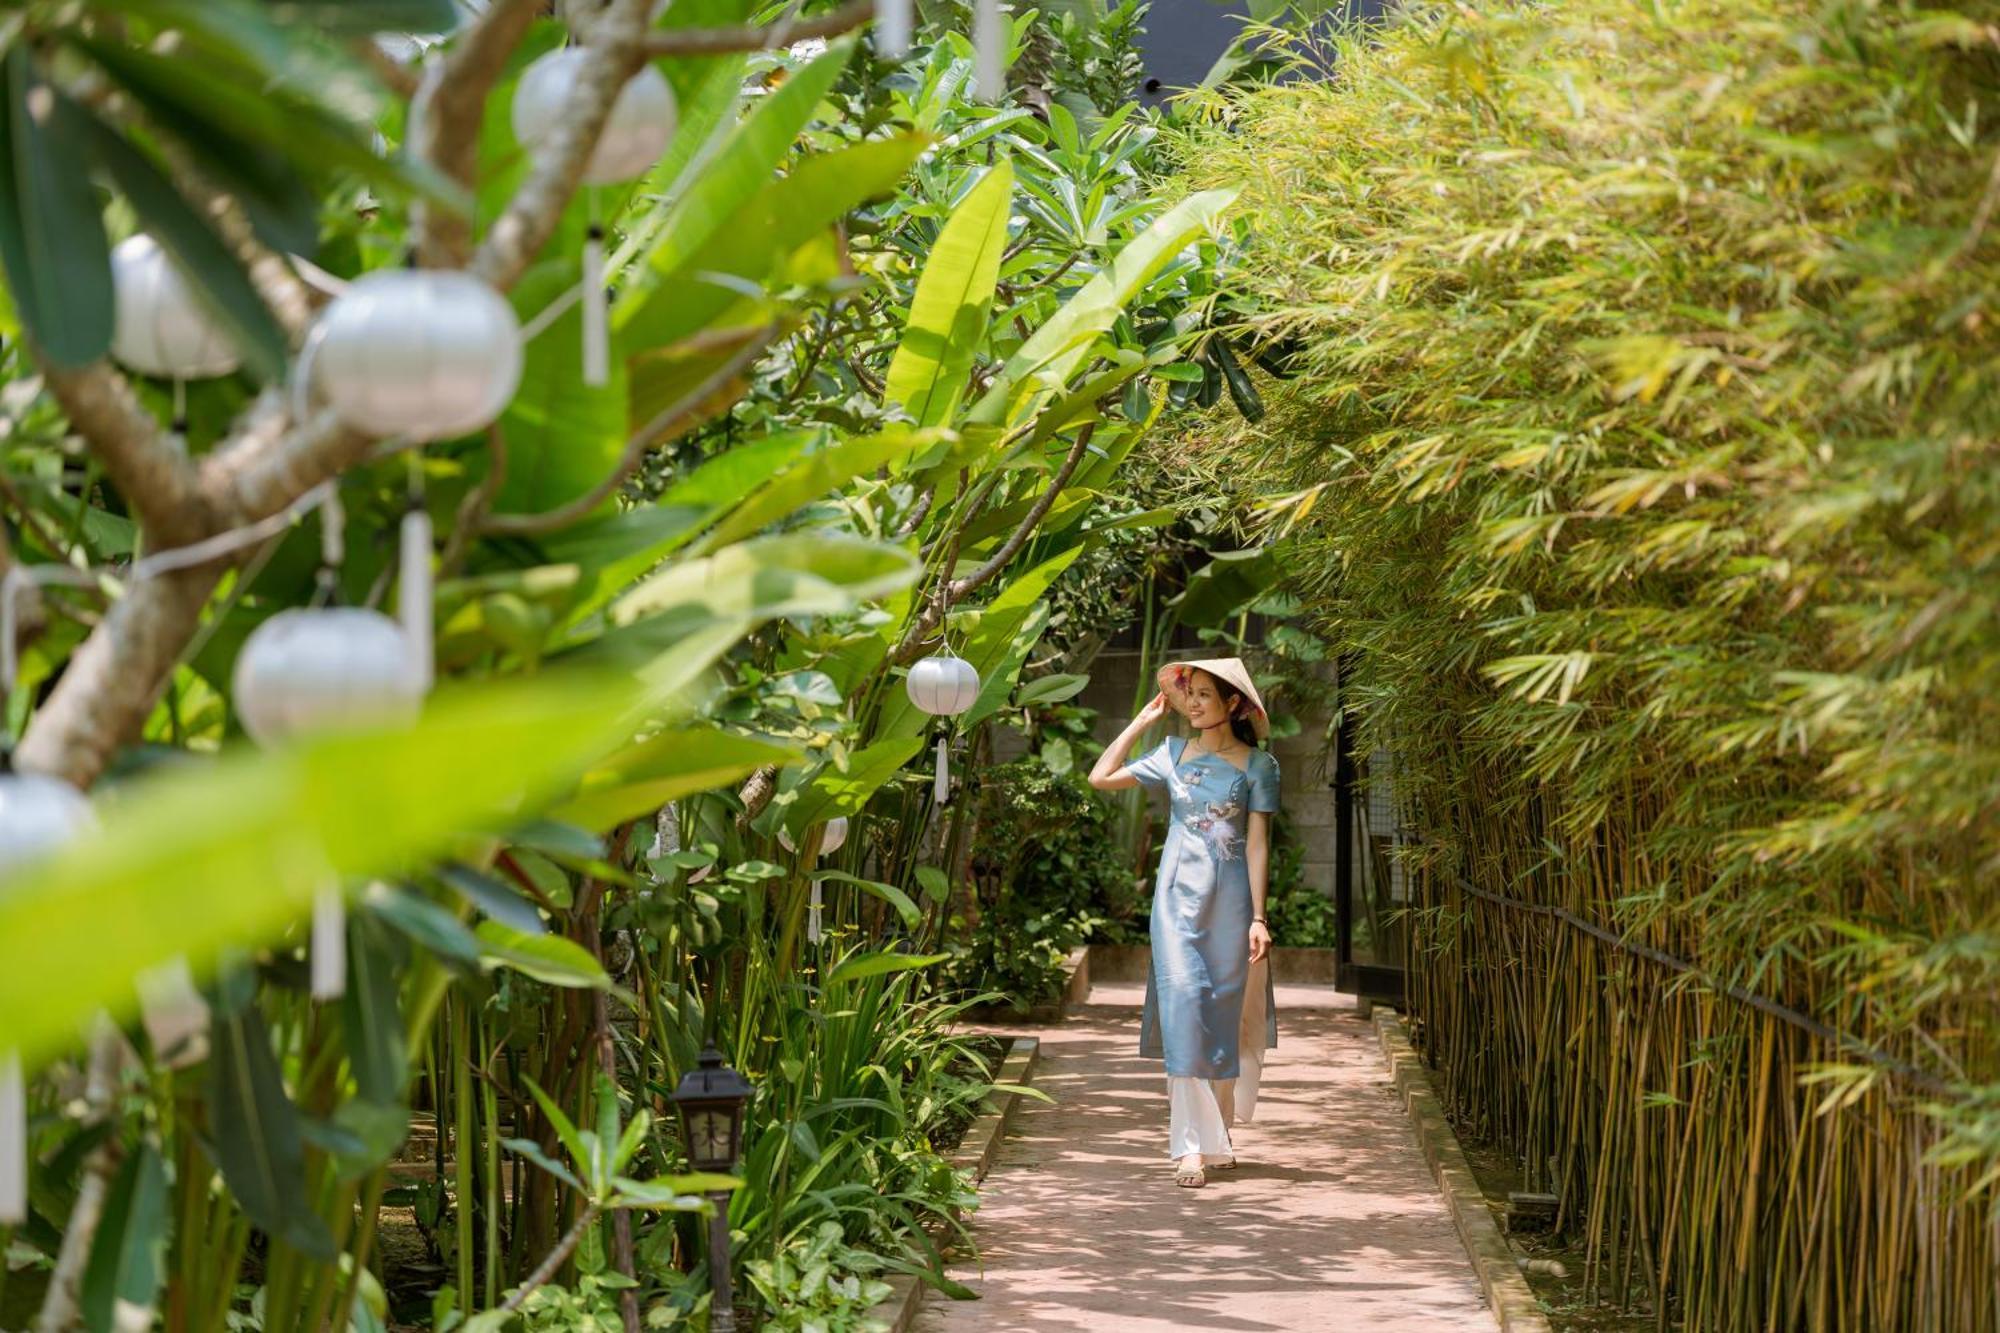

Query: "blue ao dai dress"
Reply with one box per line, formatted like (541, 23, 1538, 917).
(1127, 735, 1280, 1078)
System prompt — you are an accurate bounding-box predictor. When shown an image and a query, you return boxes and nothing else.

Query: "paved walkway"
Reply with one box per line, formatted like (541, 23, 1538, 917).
(917, 984, 1493, 1332)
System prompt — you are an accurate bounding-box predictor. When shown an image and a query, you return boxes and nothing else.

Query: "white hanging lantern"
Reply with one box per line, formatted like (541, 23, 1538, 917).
(233, 606, 424, 1000)
(109, 234, 241, 380)
(906, 654, 980, 716)
(232, 607, 426, 745)
(0, 768, 93, 1225)
(512, 49, 677, 187)
(311, 269, 523, 442)
(777, 815, 849, 860)
(779, 816, 848, 944)
(907, 652, 979, 806)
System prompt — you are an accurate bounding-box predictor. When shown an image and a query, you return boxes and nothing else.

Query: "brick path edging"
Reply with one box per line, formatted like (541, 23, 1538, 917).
(870, 1035, 1042, 1333)
(1373, 1012, 1552, 1333)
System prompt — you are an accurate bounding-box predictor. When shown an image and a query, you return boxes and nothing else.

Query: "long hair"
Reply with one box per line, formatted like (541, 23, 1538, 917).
(1192, 669, 1262, 748)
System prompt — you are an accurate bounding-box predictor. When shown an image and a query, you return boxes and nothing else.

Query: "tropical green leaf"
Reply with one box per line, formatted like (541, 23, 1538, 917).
(694, 428, 941, 553)
(884, 161, 1015, 427)
(1013, 673, 1091, 706)
(615, 40, 856, 331)
(826, 951, 949, 986)
(474, 922, 610, 990)
(80, 1144, 170, 1333)
(341, 912, 407, 1104)
(70, 103, 287, 383)
(493, 260, 630, 520)
(969, 187, 1239, 423)
(551, 729, 802, 832)
(816, 870, 921, 929)
(0, 52, 113, 366)
(773, 737, 924, 838)
(914, 865, 950, 905)
(0, 674, 638, 1066)
(619, 134, 928, 352)
(209, 1003, 336, 1259)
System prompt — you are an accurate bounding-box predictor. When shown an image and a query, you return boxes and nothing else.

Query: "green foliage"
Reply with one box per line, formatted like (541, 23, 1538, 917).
(1178, 1, 2000, 1325)
(742, 1222, 894, 1333)
(954, 758, 1135, 1006)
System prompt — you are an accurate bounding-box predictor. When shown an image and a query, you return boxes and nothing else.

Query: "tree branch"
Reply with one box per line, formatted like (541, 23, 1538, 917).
(15, 565, 225, 787)
(471, 0, 655, 292)
(37, 361, 210, 545)
(353, 37, 421, 101)
(478, 326, 778, 536)
(891, 424, 1095, 664)
(642, 0, 877, 56)
(500, 1204, 602, 1314)
(32, 1025, 124, 1333)
(414, 0, 543, 266)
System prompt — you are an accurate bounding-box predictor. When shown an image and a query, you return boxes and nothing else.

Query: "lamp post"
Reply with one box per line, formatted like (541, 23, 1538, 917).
(670, 1045, 751, 1333)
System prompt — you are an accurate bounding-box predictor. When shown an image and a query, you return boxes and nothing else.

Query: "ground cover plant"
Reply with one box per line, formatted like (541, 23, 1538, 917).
(1175, 1, 2000, 1328)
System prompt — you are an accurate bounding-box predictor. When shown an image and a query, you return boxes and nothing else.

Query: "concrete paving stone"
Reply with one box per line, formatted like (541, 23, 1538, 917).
(916, 984, 1493, 1333)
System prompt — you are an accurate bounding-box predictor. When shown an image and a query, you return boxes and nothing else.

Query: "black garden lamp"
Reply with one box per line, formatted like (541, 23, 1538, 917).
(671, 1045, 751, 1332)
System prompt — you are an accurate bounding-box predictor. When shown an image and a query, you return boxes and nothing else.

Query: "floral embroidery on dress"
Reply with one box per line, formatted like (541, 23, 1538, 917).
(1185, 794, 1244, 861)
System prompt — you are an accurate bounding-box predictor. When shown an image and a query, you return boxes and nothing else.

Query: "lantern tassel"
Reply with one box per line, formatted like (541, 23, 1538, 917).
(137, 957, 210, 1068)
(399, 503, 435, 693)
(807, 880, 823, 945)
(311, 883, 346, 1001)
(973, 0, 1004, 101)
(878, 0, 912, 56)
(934, 735, 950, 806)
(0, 1051, 22, 1225)
(581, 225, 609, 388)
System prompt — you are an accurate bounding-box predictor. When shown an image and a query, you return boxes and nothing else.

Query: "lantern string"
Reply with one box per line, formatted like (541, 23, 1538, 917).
(0, 562, 111, 696)
(973, 0, 1004, 101)
(0, 1050, 21, 1225)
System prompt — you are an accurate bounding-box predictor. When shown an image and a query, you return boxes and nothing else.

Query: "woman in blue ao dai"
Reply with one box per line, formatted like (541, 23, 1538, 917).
(1088, 658, 1280, 1189)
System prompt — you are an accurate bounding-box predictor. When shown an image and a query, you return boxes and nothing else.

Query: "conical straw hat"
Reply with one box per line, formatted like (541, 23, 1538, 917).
(1156, 657, 1270, 740)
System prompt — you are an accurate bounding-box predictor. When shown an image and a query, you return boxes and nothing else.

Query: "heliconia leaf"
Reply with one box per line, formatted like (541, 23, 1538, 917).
(884, 160, 1014, 428)
(340, 912, 407, 1105)
(434, 863, 546, 936)
(474, 921, 610, 991)
(80, 1143, 171, 1333)
(495, 260, 629, 521)
(550, 729, 802, 833)
(0, 51, 114, 367)
(208, 1005, 336, 1259)
(0, 675, 640, 1068)
(70, 101, 287, 384)
(826, 950, 949, 987)
(618, 133, 928, 353)
(615, 40, 856, 332)
(816, 870, 922, 929)
(770, 738, 924, 840)
(969, 187, 1240, 425)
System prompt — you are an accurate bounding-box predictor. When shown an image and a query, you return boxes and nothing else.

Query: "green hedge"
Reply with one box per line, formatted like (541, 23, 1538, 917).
(1177, 2, 2000, 1328)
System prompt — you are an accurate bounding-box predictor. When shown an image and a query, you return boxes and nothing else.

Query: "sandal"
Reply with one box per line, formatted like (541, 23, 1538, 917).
(1174, 1158, 1206, 1188)
(1210, 1157, 1238, 1170)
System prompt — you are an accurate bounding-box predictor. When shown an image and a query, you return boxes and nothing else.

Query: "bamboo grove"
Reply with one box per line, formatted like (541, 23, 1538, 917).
(1176, 1, 2000, 1328)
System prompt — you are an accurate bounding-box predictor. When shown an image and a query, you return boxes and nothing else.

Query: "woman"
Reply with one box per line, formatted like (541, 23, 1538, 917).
(1088, 657, 1280, 1188)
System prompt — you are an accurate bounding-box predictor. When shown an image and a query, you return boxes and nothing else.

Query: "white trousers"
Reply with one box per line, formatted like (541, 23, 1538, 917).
(1167, 957, 1268, 1160)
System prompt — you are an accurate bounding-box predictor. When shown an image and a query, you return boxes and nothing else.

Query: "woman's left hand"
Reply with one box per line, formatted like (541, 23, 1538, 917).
(1248, 920, 1272, 964)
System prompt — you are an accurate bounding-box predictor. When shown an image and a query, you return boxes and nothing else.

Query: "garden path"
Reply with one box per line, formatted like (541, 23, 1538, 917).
(914, 984, 1493, 1332)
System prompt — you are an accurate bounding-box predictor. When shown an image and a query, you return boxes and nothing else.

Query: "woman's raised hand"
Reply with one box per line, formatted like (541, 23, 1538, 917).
(1137, 691, 1173, 729)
